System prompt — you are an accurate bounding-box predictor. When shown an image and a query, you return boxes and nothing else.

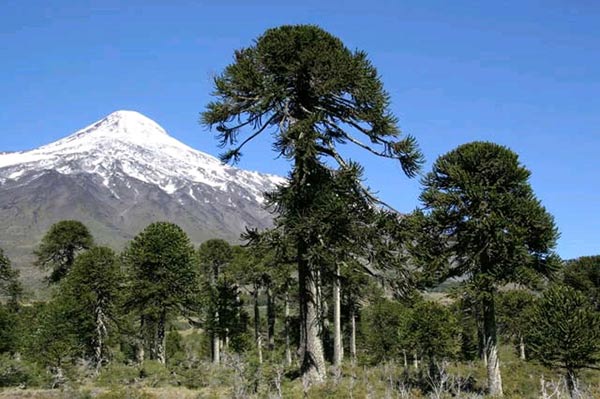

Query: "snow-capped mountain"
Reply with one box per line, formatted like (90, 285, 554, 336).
(0, 110, 285, 289)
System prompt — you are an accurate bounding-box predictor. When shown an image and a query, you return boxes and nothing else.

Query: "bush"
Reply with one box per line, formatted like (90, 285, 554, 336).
(96, 362, 139, 387)
(0, 353, 49, 388)
(138, 360, 176, 387)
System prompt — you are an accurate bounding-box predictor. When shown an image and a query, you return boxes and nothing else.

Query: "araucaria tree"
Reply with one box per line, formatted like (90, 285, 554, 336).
(34, 220, 94, 283)
(202, 25, 422, 384)
(527, 285, 600, 397)
(414, 141, 559, 396)
(123, 222, 199, 365)
(58, 246, 122, 369)
(198, 238, 234, 365)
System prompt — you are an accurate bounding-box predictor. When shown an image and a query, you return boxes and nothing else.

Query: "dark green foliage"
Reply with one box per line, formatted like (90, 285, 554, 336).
(359, 298, 409, 364)
(449, 290, 481, 361)
(165, 330, 185, 366)
(198, 239, 248, 351)
(21, 301, 81, 368)
(202, 24, 422, 172)
(527, 285, 600, 393)
(57, 246, 123, 363)
(123, 222, 200, 363)
(0, 353, 48, 388)
(124, 222, 199, 320)
(497, 290, 536, 355)
(0, 248, 23, 309)
(0, 305, 17, 353)
(415, 142, 560, 287)
(563, 255, 600, 310)
(198, 239, 233, 279)
(403, 300, 460, 367)
(34, 220, 94, 283)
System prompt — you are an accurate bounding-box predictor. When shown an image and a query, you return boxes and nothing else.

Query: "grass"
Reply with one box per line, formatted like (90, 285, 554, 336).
(1, 344, 599, 398)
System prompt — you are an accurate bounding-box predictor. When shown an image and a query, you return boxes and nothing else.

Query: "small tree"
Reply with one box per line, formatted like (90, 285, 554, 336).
(527, 285, 600, 397)
(21, 301, 80, 384)
(496, 289, 535, 360)
(403, 300, 460, 380)
(413, 141, 560, 396)
(58, 246, 123, 369)
(123, 222, 199, 365)
(360, 297, 409, 364)
(34, 220, 94, 283)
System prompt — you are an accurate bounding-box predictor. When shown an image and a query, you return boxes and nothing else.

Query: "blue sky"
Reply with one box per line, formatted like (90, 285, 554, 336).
(1, 0, 599, 259)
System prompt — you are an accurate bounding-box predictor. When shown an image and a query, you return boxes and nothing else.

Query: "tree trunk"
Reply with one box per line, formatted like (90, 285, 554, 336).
(137, 315, 145, 363)
(298, 248, 326, 385)
(350, 309, 357, 362)
(413, 352, 419, 370)
(253, 286, 263, 364)
(156, 311, 166, 365)
(566, 367, 577, 398)
(403, 349, 408, 369)
(483, 292, 503, 396)
(267, 285, 275, 351)
(285, 290, 292, 367)
(94, 304, 107, 370)
(519, 336, 526, 360)
(258, 334, 263, 364)
(212, 263, 220, 364)
(212, 331, 220, 364)
(333, 263, 343, 367)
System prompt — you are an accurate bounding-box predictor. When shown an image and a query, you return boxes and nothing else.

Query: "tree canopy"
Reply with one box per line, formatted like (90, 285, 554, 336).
(34, 220, 94, 283)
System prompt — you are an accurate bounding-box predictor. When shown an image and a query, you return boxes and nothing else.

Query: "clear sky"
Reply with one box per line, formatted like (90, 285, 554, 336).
(1, 0, 599, 259)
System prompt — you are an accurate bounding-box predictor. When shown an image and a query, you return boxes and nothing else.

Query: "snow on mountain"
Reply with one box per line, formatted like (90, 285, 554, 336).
(0, 110, 285, 202)
(0, 111, 286, 290)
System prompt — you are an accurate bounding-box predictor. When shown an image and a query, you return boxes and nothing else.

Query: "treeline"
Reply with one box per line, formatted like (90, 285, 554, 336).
(1, 24, 600, 398)
(0, 222, 599, 397)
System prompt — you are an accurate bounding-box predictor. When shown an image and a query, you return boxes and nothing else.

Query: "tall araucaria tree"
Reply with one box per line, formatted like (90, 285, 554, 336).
(202, 24, 422, 384)
(123, 222, 199, 365)
(412, 141, 559, 396)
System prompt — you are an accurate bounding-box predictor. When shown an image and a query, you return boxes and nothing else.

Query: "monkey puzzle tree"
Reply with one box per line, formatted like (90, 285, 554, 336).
(527, 285, 600, 397)
(123, 222, 199, 365)
(58, 246, 123, 369)
(414, 141, 559, 396)
(34, 220, 94, 283)
(402, 300, 460, 381)
(202, 24, 422, 384)
(198, 238, 234, 364)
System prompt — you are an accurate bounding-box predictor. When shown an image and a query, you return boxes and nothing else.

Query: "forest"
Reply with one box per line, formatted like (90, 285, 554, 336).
(1, 25, 599, 399)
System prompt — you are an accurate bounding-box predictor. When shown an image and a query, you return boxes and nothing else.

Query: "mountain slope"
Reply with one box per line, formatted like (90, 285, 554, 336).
(0, 110, 285, 290)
